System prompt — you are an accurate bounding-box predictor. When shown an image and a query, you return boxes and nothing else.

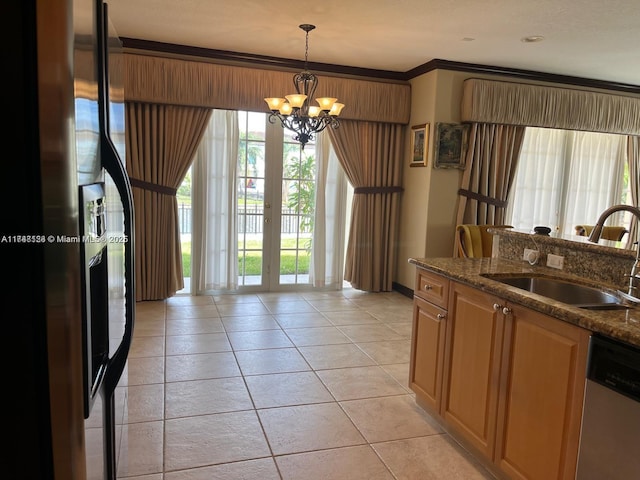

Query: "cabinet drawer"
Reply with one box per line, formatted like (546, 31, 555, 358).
(414, 269, 449, 308)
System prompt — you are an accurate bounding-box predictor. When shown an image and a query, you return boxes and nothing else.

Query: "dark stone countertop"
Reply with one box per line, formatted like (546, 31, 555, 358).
(409, 257, 640, 348)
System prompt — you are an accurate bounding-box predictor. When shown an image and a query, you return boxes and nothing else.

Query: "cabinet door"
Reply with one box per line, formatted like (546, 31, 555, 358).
(410, 296, 447, 413)
(495, 305, 589, 480)
(442, 282, 505, 459)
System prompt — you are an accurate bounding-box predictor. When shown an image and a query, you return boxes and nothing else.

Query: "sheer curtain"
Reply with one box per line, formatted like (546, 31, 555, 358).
(564, 130, 626, 229)
(310, 131, 348, 288)
(505, 128, 566, 231)
(190, 109, 239, 293)
(507, 128, 627, 235)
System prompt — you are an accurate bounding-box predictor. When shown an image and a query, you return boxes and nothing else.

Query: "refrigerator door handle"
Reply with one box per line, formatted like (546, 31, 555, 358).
(101, 136, 135, 393)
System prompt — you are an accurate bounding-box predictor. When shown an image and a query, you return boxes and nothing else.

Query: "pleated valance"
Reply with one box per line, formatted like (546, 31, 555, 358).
(74, 47, 98, 100)
(122, 53, 411, 124)
(461, 78, 640, 135)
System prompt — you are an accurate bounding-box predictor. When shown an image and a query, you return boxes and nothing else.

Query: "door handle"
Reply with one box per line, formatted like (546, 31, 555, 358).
(265, 218, 271, 224)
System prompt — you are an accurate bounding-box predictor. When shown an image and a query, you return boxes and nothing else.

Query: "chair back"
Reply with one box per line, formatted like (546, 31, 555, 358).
(574, 225, 628, 241)
(456, 224, 513, 258)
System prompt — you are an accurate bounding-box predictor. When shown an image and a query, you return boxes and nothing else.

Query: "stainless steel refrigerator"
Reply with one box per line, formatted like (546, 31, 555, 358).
(6, 1, 134, 478)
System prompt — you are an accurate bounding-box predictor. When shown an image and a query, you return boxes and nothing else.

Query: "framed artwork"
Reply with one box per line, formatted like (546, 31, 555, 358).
(434, 123, 469, 169)
(410, 124, 428, 167)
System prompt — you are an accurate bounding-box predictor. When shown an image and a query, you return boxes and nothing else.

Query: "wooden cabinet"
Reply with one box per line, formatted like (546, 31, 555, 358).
(411, 268, 590, 480)
(495, 305, 590, 480)
(441, 281, 506, 459)
(409, 270, 449, 413)
(410, 296, 447, 412)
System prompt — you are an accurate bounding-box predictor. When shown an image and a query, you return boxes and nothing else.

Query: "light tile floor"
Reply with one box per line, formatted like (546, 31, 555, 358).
(114, 288, 497, 479)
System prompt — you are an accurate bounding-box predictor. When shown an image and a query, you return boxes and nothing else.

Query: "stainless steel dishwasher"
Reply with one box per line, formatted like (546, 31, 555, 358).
(576, 335, 640, 480)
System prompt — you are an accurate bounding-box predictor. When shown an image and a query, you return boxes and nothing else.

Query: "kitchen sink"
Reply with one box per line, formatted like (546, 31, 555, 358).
(483, 275, 629, 310)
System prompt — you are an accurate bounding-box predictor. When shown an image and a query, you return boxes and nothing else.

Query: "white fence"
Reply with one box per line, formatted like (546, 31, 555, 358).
(178, 204, 304, 234)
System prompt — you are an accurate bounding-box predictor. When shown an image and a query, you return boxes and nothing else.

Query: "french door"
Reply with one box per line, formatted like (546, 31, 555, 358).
(237, 111, 316, 291)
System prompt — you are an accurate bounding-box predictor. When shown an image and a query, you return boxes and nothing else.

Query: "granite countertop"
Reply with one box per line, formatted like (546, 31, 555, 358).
(408, 257, 640, 348)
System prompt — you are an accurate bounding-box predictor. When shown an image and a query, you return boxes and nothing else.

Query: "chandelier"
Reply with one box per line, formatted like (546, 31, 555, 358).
(264, 24, 345, 149)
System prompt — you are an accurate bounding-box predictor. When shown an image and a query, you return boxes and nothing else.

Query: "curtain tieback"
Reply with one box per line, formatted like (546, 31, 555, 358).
(129, 177, 178, 196)
(353, 186, 404, 194)
(458, 189, 507, 208)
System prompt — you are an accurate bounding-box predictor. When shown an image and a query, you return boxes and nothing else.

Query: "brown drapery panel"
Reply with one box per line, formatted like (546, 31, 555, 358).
(455, 124, 525, 250)
(126, 102, 212, 301)
(328, 120, 404, 292)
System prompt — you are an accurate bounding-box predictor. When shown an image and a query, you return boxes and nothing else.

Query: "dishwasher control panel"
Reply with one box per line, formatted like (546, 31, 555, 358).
(587, 335, 640, 402)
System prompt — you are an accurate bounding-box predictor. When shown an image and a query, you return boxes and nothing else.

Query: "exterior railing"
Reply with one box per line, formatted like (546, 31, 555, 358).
(178, 204, 304, 235)
(178, 203, 192, 234)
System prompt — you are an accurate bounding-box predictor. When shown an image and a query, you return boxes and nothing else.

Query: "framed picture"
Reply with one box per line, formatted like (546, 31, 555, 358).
(434, 123, 469, 169)
(410, 124, 428, 167)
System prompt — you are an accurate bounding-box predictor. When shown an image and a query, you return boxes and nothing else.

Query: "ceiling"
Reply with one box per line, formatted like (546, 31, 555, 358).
(106, 0, 640, 87)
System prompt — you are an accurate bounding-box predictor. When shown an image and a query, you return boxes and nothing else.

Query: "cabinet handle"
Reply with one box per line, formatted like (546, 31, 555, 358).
(493, 303, 503, 311)
(436, 313, 446, 320)
(423, 284, 432, 290)
(502, 307, 512, 315)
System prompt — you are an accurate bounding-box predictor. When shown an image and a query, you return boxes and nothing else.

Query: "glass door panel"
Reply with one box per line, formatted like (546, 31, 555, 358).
(237, 111, 267, 287)
(279, 139, 316, 286)
(235, 112, 317, 291)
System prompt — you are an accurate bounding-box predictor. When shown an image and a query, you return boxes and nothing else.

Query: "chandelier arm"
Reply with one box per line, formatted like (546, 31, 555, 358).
(309, 118, 331, 135)
(269, 112, 339, 135)
(281, 116, 298, 131)
(267, 113, 280, 125)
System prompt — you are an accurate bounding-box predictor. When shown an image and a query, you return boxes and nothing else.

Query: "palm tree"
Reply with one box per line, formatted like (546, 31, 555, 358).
(237, 130, 265, 203)
(284, 149, 315, 251)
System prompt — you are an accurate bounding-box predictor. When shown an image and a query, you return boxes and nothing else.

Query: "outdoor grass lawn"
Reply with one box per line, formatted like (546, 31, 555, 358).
(181, 238, 310, 278)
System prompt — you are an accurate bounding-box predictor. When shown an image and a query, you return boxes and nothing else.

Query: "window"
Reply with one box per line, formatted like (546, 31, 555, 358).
(507, 127, 628, 235)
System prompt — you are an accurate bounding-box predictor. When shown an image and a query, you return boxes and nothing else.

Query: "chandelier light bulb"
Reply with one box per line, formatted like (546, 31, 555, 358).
(279, 103, 293, 115)
(329, 102, 345, 116)
(285, 94, 307, 109)
(316, 97, 337, 111)
(308, 106, 321, 117)
(264, 97, 287, 111)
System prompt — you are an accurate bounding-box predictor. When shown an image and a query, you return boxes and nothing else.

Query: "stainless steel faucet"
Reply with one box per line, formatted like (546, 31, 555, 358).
(588, 204, 640, 295)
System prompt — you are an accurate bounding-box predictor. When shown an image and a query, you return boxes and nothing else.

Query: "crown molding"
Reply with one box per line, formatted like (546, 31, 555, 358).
(120, 38, 408, 82)
(407, 59, 640, 95)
